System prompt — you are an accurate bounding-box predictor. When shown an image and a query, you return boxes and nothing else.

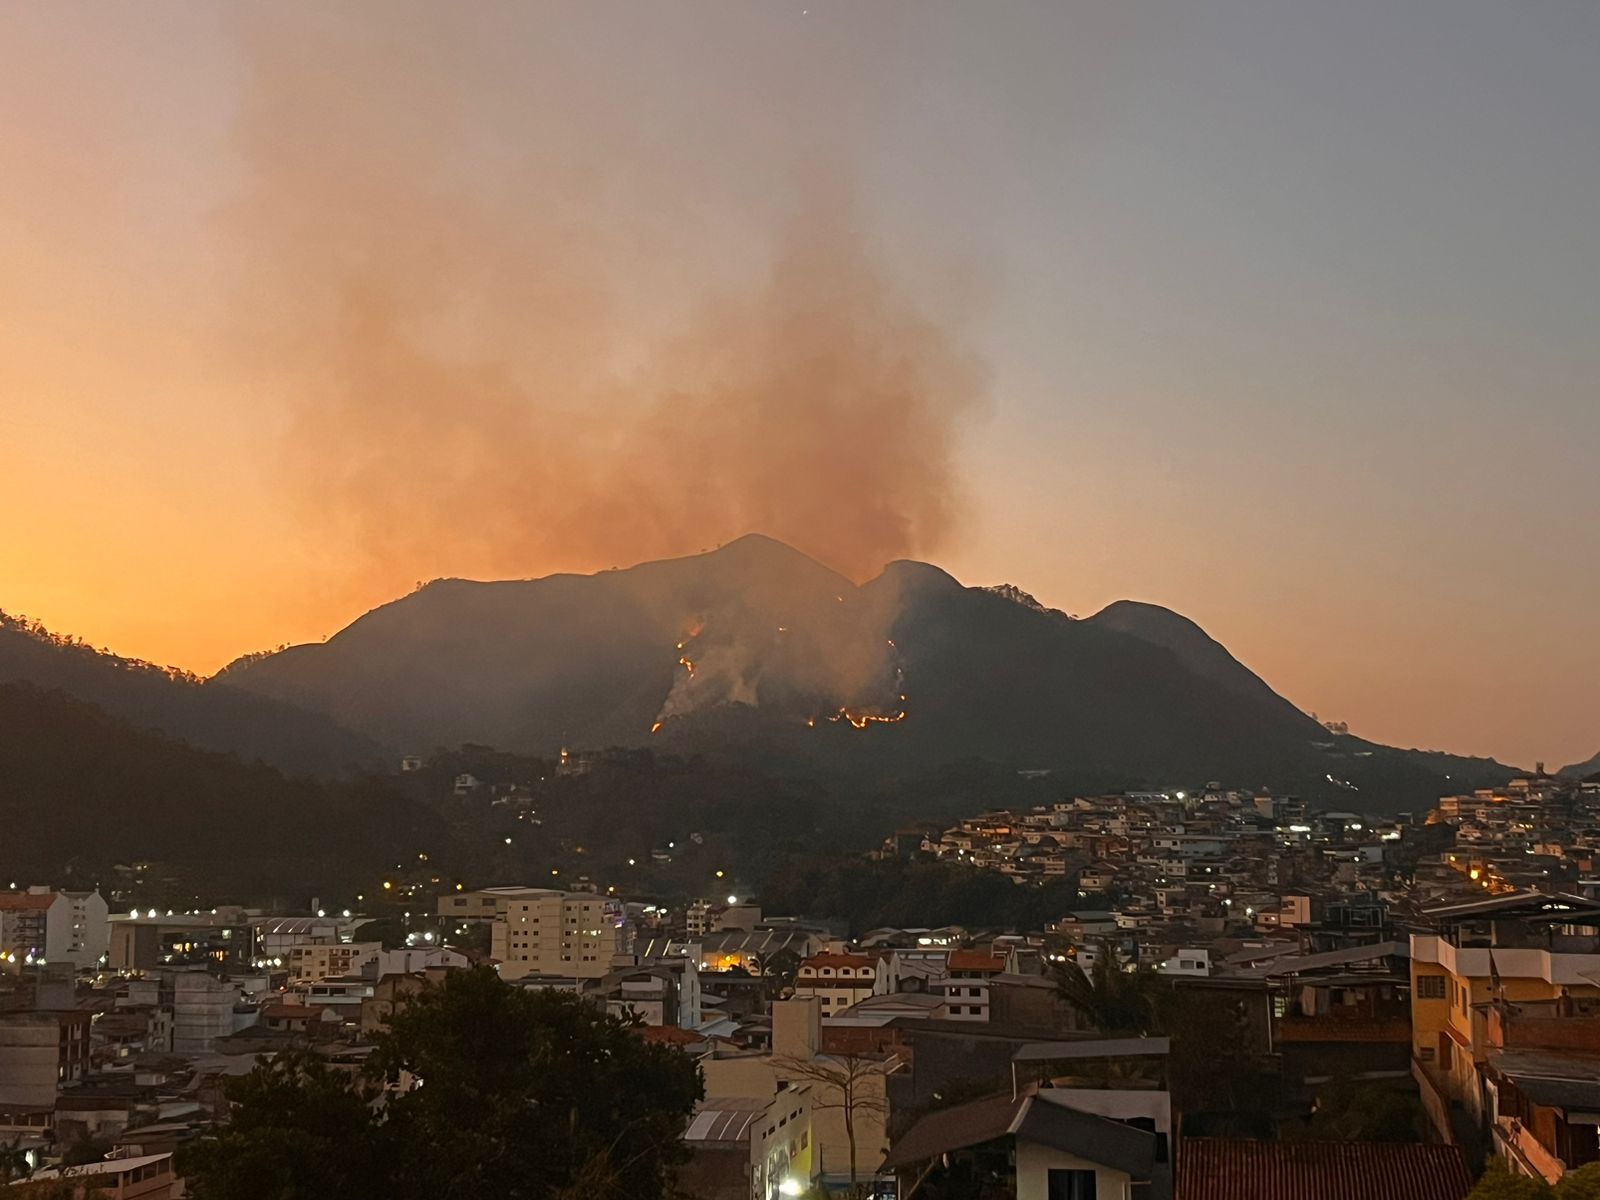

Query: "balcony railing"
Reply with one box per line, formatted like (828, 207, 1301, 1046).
(1497, 1116, 1566, 1185)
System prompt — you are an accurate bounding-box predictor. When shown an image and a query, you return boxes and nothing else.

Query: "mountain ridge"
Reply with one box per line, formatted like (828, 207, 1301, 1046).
(220, 537, 1515, 807)
(0, 611, 391, 777)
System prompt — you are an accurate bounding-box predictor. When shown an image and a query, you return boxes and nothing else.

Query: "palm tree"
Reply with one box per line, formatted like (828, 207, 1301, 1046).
(1051, 941, 1163, 1034)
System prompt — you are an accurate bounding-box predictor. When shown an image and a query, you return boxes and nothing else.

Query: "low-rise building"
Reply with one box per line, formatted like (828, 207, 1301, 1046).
(794, 953, 878, 1016)
(288, 941, 382, 984)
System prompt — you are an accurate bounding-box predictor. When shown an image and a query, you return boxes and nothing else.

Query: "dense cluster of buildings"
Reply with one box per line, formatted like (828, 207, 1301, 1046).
(12, 770, 1600, 1197)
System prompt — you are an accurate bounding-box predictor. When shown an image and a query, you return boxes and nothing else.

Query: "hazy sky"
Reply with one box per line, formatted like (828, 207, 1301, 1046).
(2, 1, 1597, 769)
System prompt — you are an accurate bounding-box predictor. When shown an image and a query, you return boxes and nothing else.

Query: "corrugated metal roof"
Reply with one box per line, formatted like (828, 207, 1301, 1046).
(1177, 1138, 1472, 1200)
(1012, 1037, 1170, 1062)
(1233, 942, 1407, 979)
(685, 1098, 767, 1145)
(1422, 891, 1600, 919)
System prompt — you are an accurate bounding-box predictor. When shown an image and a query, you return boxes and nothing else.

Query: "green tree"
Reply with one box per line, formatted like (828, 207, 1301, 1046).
(1051, 943, 1163, 1034)
(1466, 1159, 1551, 1200)
(181, 1052, 388, 1200)
(371, 969, 702, 1199)
(1558, 1162, 1600, 1200)
(183, 968, 703, 1200)
(751, 947, 803, 991)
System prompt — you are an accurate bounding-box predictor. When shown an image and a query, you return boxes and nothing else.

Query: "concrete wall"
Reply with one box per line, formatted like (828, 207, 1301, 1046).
(166, 973, 239, 1054)
(0, 1013, 60, 1108)
(1014, 1142, 1133, 1200)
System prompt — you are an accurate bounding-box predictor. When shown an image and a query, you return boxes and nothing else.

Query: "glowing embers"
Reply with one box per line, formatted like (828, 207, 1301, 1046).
(824, 705, 906, 730)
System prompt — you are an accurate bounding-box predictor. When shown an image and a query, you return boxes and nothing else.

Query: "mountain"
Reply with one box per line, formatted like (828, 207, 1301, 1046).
(0, 681, 444, 896)
(224, 535, 1512, 807)
(1561, 751, 1600, 781)
(227, 534, 869, 754)
(0, 612, 391, 777)
(1084, 599, 1304, 713)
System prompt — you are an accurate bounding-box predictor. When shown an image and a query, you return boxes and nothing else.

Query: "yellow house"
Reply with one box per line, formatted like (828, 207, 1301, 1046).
(1410, 892, 1600, 1144)
(702, 998, 901, 1185)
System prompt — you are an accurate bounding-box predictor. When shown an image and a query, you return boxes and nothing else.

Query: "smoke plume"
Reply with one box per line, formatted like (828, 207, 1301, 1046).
(225, 5, 988, 600)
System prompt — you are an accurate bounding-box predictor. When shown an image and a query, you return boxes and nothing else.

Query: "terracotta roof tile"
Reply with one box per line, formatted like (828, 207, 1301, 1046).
(0, 893, 55, 912)
(1178, 1138, 1472, 1200)
(948, 951, 1006, 972)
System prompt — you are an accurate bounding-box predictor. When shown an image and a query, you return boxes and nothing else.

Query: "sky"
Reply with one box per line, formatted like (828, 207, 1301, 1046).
(2, 1, 1597, 769)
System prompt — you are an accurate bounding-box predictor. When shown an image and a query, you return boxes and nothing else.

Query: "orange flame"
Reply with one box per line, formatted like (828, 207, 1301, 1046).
(824, 706, 907, 730)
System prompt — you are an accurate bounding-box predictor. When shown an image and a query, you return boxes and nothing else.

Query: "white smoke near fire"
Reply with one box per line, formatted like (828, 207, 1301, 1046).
(650, 560, 915, 731)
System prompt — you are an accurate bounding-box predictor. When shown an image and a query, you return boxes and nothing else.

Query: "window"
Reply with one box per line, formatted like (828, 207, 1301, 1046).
(1048, 1168, 1097, 1200)
(1419, 1046, 1436, 1063)
(1417, 975, 1446, 1000)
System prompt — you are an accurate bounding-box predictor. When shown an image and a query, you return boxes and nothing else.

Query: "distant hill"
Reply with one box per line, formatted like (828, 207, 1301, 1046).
(226, 535, 1512, 809)
(0, 612, 391, 777)
(1561, 750, 1600, 781)
(0, 682, 445, 896)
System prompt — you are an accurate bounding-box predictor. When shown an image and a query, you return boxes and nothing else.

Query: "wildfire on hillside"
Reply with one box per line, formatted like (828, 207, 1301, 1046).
(825, 706, 907, 729)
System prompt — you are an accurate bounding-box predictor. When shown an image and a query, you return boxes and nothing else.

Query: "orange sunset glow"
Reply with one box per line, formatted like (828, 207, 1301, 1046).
(3, 1, 1598, 771)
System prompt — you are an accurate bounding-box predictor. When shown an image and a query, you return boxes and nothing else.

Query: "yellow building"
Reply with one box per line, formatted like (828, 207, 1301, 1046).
(1410, 892, 1600, 1146)
(489, 889, 629, 981)
(702, 998, 900, 1185)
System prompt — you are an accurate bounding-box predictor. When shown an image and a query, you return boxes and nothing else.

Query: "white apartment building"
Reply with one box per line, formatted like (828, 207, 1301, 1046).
(794, 953, 878, 1015)
(493, 890, 630, 980)
(0, 888, 110, 969)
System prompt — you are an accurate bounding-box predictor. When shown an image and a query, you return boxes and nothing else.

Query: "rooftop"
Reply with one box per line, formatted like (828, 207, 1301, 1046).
(1178, 1138, 1472, 1200)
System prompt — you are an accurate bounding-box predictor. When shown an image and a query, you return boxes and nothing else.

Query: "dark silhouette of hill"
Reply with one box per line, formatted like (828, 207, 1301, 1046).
(1084, 599, 1303, 712)
(1562, 750, 1600, 780)
(226, 535, 1511, 809)
(0, 612, 390, 776)
(0, 682, 447, 894)
(228, 534, 865, 753)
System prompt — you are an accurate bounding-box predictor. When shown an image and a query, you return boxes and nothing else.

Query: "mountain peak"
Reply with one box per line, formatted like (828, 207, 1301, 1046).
(702, 533, 828, 569)
(1085, 599, 1304, 714)
(874, 559, 962, 592)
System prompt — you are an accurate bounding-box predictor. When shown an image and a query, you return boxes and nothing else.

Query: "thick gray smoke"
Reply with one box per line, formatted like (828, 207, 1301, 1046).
(223, 4, 989, 607)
